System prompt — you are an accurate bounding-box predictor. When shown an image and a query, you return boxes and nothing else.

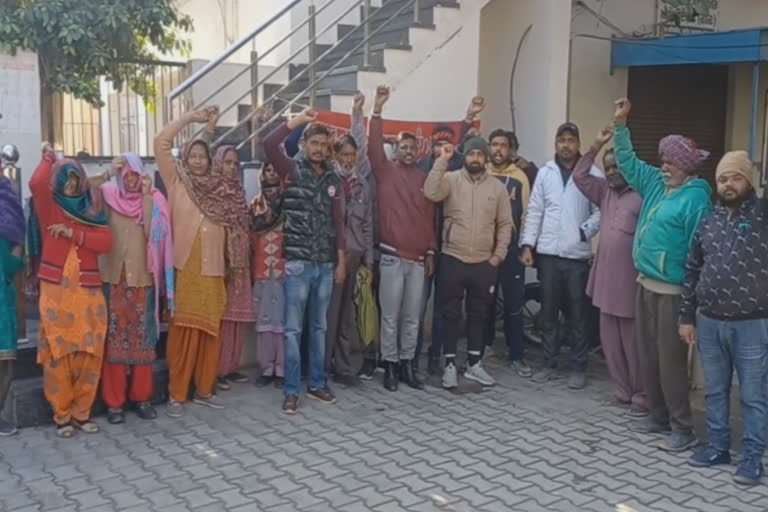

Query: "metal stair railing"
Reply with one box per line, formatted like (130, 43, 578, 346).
(232, 0, 421, 151)
(164, 0, 425, 147)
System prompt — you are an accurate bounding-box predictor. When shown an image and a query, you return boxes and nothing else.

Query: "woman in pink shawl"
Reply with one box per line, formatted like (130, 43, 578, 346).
(211, 146, 255, 390)
(95, 153, 174, 424)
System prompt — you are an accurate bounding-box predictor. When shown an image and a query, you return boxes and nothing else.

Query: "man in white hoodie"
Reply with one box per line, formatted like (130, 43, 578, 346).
(520, 122, 601, 389)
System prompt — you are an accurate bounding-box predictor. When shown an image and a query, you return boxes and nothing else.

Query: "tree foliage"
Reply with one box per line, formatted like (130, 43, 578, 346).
(0, 0, 193, 106)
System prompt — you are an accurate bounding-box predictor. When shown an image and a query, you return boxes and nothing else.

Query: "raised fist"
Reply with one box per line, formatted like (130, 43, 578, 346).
(353, 93, 365, 113)
(374, 86, 390, 108)
(188, 109, 211, 124)
(467, 96, 486, 118)
(593, 126, 614, 147)
(438, 143, 455, 162)
(614, 98, 632, 124)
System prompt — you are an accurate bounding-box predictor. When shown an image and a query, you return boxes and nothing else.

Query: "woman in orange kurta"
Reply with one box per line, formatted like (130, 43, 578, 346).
(29, 146, 113, 438)
(154, 108, 247, 417)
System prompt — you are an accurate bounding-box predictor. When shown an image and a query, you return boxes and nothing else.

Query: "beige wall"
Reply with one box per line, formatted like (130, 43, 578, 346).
(568, 0, 768, 176)
(477, 0, 572, 166)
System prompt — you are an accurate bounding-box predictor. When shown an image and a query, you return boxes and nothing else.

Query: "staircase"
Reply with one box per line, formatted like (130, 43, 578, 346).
(167, 0, 469, 157)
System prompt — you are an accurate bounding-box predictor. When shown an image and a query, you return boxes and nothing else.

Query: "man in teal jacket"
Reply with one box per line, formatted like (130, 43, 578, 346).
(613, 97, 712, 453)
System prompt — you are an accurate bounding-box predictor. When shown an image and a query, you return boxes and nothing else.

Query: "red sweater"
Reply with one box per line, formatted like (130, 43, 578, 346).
(368, 116, 435, 261)
(29, 154, 113, 287)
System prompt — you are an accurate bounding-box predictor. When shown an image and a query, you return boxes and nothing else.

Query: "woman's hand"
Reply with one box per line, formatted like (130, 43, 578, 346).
(47, 224, 73, 239)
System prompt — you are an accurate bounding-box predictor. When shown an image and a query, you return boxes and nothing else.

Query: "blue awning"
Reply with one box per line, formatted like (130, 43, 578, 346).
(611, 28, 768, 69)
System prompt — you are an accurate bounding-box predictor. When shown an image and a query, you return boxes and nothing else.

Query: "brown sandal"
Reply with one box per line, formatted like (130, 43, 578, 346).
(71, 419, 100, 434)
(56, 424, 75, 438)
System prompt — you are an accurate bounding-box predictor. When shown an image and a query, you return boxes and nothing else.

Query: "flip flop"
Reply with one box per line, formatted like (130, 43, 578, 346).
(72, 420, 100, 434)
(56, 424, 75, 439)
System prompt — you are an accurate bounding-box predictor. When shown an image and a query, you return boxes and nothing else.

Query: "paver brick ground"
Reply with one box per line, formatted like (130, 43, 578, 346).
(1, 353, 766, 511)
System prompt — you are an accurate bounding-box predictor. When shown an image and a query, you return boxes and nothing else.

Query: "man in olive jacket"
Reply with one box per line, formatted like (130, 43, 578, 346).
(424, 137, 514, 389)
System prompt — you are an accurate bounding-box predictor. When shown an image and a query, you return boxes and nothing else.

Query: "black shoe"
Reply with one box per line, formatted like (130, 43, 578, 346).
(400, 359, 425, 390)
(333, 373, 361, 387)
(427, 357, 441, 376)
(383, 362, 399, 391)
(135, 402, 157, 420)
(254, 375, 273, 387)
(358, 359, 376, 380)
(107, 409, 125, 425)
(0, 418, 17, 436)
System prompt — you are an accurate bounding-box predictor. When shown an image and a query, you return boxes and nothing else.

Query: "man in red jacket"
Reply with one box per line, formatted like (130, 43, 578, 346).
(368, 85, 436, 392)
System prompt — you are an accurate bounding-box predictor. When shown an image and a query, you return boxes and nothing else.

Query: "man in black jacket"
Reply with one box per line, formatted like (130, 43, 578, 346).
(679, 151, 768, 486)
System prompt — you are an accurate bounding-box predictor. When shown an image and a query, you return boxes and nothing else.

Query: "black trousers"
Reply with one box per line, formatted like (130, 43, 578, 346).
(537, 254, 590, 371)
(439, 254, 498, 358)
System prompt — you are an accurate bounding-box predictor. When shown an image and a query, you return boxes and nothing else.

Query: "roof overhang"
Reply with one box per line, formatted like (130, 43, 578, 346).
(611, 28, 768, 69)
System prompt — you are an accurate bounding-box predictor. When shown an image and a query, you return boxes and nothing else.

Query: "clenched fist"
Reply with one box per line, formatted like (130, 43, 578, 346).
(438, 143, 455, 162)
(614, 98, 632, 125)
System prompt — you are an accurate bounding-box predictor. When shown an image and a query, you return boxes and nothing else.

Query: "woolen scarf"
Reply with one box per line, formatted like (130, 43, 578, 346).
(209, 146, 250, 291)
(51, 159, 107, 226)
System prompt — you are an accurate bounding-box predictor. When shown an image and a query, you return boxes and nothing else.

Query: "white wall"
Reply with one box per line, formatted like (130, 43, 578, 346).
(0, 51, 42, 200)
(477, 0, 572, 167)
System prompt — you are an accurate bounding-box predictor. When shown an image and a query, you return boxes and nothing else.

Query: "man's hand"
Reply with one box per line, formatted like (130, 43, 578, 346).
(679, 324, 697, 346)
(614, 98, 632, 125)
(353, 93, 365, 113)
(489, 255, 502, 268)
(373, 85, 390, 113)
(287, 107, 318, 130)
(205, 106, 220, 131)
(466, 96, 486, 119)
(437, 143, 455, 163)
(519, 246, 534, 267)
(11, 245, 22, 259)
(141, 176, 152, 195)
(590, 126, 614, 153)
(48, 224, 73, 239)
(425, 254, 435, 277)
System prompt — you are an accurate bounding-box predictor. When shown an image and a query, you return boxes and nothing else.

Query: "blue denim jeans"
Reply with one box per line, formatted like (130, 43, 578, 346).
(283, 260, 334, 396)
(697, 313, 768, 459)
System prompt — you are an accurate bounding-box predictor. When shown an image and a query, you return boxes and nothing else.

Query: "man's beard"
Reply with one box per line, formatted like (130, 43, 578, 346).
(467, 163, 485, 175)
(720, 188, 751, 207)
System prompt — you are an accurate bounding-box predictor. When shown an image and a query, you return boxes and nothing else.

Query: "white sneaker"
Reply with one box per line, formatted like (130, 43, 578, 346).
(464, 361, 496, 386)
(442, 363, 458, 389)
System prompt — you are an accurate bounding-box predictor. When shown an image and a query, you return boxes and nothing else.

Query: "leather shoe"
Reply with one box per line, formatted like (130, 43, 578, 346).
(400, 359, 425, 390)
(383, 361, 399, 391)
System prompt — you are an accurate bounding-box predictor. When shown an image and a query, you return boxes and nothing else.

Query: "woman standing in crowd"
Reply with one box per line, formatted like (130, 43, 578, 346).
(155, 107, 242, 417)
(250, 163, 286, 388)
(0, 171, 26, 436)
(95, 153, 173, 424)
(213, 146, 255, 390)
(30, 144, 112, 437)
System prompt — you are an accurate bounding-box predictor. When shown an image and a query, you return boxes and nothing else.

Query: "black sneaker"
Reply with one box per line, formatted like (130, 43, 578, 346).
(135, 402, 157, 421)
(358, 359, 376, 380)
(253, 375, 273, 387)
(734, 457, 764, 486)
(282, 394, 298, 415)
(307, 387, 337, 404)
(107, 408, 125, 425)
(226, 372, 250, 384)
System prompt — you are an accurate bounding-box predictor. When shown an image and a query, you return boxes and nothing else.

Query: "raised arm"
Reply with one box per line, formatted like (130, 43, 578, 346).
(153, 108, 216, 188)
(350, 94, 371, 181)
(264, 107, 318, 181)
(458, 96, 486, 142)
(613, 98, 661, 198)
(29, 147, 58, 228)
(573, 127, 612, 207)
(424, 145, 455, 203)
(367, 86, 391, 175)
